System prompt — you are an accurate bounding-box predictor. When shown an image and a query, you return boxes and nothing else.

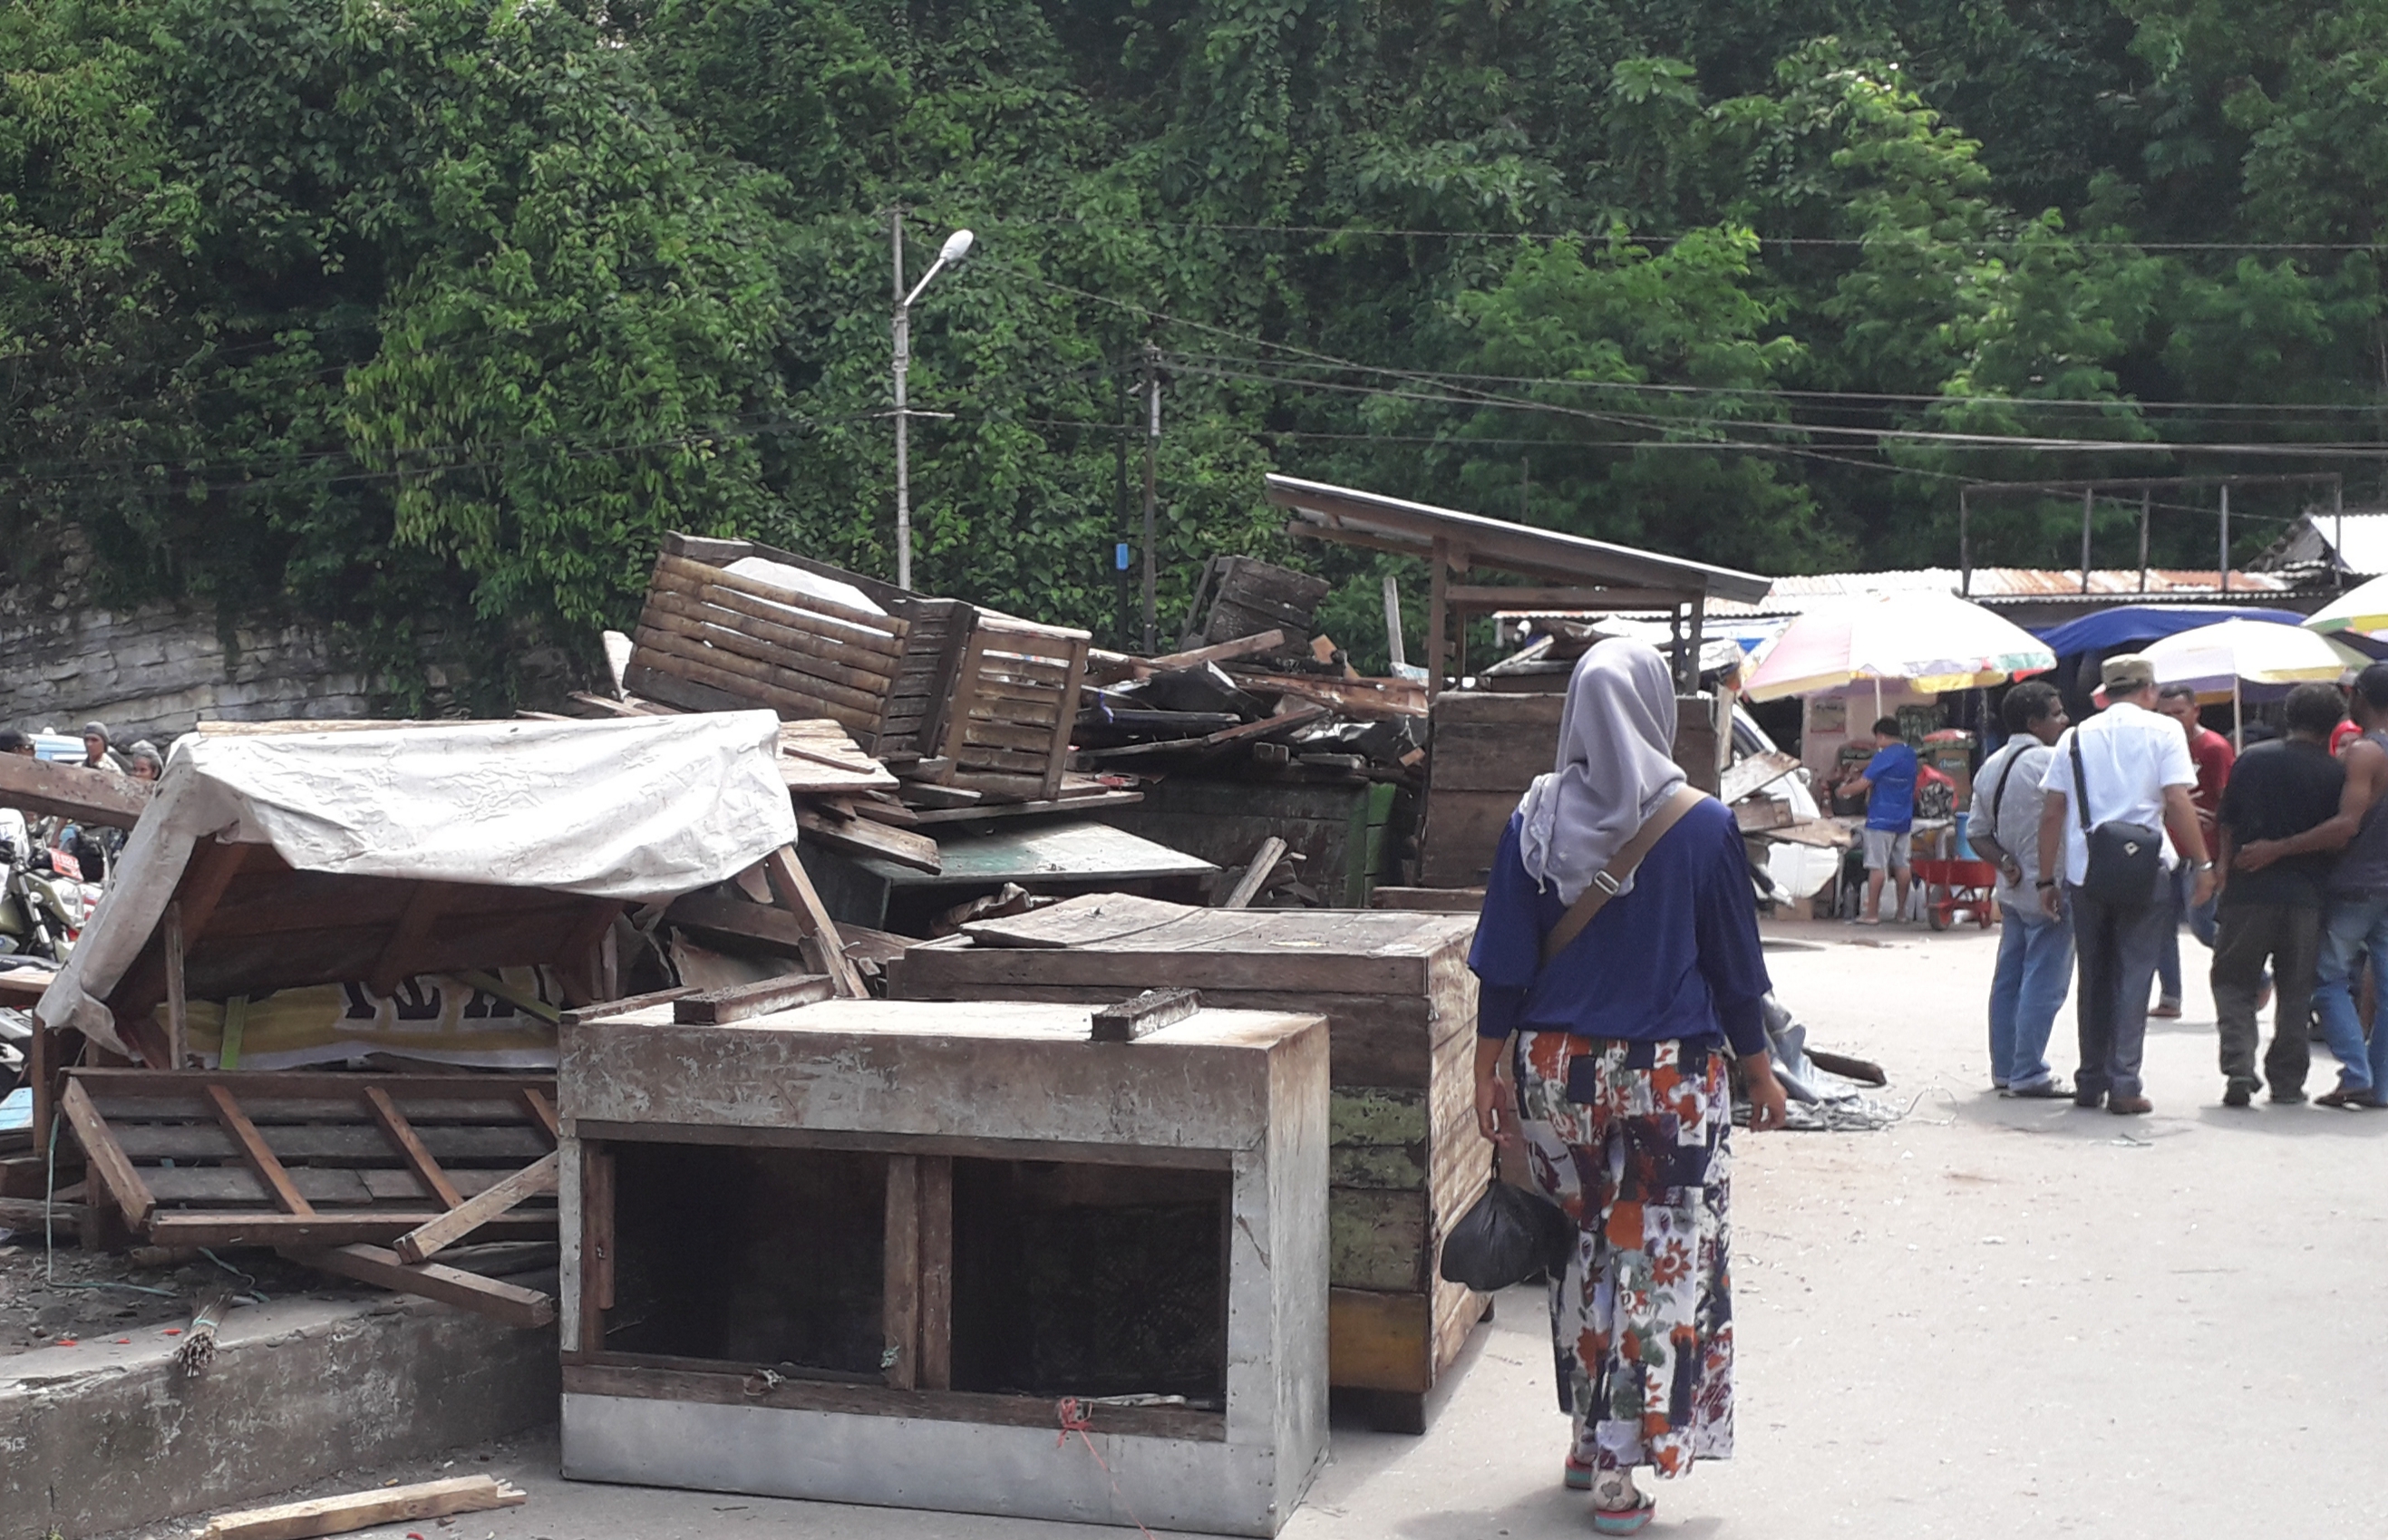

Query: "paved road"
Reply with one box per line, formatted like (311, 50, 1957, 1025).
(148, 920, 2388, 1538)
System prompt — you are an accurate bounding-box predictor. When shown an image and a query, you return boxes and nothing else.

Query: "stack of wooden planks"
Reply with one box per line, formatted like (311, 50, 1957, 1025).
(885, 893, 1489, 1433)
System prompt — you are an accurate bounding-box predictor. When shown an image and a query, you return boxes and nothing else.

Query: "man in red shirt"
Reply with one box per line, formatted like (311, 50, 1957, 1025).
(2154, 683, 2235, 1014)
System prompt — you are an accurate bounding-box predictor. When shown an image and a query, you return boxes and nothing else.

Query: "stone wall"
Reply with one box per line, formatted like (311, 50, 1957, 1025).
(0, 569, 582, 743)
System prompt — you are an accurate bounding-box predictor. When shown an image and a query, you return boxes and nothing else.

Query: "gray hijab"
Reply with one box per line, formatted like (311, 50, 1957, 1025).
(1516, 638, 1688, 905)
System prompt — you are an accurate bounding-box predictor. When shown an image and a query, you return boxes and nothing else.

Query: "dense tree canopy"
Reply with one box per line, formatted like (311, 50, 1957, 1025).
(5, 0, 2388, 694)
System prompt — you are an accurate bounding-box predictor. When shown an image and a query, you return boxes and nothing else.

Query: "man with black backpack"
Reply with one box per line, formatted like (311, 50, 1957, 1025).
(2035, 654, 2217, 1115)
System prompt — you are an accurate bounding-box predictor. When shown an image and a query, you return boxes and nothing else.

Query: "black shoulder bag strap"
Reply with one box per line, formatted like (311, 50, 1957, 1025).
(2068, 730, 2095, 835)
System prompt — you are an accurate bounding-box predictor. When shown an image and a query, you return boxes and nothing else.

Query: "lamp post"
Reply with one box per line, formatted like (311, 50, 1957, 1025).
(891, 220, 975, 591)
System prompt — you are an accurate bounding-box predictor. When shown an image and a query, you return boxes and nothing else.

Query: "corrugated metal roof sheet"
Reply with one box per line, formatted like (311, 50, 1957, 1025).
(2257, 510, 2388, 576)
(1704, 567, 2302, 616)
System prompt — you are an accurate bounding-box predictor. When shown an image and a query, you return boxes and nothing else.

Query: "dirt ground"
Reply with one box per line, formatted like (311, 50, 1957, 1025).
(0, 1234, 358, 1359)
(114, 918, 2388, 1537)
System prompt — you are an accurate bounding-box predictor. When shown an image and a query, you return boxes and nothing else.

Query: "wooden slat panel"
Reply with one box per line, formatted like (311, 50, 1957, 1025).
(143, 1166, 539, 1205)
(112, 1123, 549, 1165)
(651, 552, 908, 646)
(634, 625, 888, 720)
(644, 586, 903, 676)
(641, 595, 902, 694)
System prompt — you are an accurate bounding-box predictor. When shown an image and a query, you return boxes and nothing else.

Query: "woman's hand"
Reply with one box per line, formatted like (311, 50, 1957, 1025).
(1472, 1035, 1519, 1147)
(1742, 1053, 1790, 1133)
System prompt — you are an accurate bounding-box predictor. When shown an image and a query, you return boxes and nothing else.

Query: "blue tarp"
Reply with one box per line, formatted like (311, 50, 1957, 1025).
(2034, 604, 2308, 658)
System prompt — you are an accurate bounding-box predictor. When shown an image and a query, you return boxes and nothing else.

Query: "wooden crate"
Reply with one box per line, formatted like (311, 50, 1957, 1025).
(1098, 777, 1403, 908)
(625, 541, 912, 747)
(886, 896, 1488, 1432)
(1179, 555, 1330, 651)
(937, 612, 1090, 801)
(1416, 688, 1729, 887)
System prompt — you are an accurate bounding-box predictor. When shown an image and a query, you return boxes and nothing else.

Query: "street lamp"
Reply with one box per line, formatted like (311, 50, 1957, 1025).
(891, 224, 975, 591)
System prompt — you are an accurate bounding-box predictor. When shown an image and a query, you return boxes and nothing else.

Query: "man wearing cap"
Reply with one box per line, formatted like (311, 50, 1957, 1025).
(79, 722, 125, 778)
(2035, 654, 2217, 1115)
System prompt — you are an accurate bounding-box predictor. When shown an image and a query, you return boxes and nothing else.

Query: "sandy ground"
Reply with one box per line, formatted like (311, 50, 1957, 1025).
(139, 918, 2388, 1539)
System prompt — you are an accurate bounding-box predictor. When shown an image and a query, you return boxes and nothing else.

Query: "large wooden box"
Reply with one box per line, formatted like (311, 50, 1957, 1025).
(887, 897, 1488, 1431)
(1098, 778, 1403, 908)
(559, 999, 1327, 1536)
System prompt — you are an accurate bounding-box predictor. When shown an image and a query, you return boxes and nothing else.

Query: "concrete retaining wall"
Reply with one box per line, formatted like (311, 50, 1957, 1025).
(0, 1293, 558, 1537)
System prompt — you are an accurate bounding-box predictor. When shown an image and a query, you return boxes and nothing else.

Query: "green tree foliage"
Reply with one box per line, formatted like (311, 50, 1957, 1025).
(5, 0, 2388, 687)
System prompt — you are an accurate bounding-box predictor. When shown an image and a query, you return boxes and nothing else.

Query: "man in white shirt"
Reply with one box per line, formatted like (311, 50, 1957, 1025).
(1966, 681, 2073, 1097)
(2035, 654, 2216, 1115)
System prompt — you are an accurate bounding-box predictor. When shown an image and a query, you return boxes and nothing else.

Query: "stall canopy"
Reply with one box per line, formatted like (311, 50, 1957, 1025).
(2034, 604, 2307, 658)
(39, 712, 800, 1060)
(1265, 474, 1772, 692)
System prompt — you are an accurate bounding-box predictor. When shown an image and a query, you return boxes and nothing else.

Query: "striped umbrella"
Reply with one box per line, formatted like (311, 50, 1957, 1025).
(2142, 617, 2345, 749)
(1741, 591, 2056, 712)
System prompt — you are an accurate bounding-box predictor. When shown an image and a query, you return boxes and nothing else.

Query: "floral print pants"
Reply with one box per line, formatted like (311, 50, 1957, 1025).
(1511, 1030, 1735, 1477)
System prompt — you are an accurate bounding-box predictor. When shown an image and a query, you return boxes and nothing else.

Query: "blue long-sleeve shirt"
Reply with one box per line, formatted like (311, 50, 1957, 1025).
(1467, 799, 1772, 1059)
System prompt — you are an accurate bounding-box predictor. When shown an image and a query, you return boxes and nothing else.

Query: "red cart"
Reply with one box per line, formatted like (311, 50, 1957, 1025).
(1913, 857, 1999, 930)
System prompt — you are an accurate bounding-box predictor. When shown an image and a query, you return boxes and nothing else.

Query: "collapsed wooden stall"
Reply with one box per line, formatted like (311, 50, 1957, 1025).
(886, 895, 1487, 1433)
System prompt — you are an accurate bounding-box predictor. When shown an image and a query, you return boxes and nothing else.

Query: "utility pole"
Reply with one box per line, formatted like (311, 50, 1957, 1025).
(1142, 341, 1160, 654)
(1114, 363, 1131, 646)
(890, 208, 911, 591)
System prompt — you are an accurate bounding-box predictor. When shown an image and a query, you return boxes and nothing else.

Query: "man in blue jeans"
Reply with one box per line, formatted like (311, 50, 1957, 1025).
(1966, 682, 2073, 1096)
(2235, 663, 2388, 1107)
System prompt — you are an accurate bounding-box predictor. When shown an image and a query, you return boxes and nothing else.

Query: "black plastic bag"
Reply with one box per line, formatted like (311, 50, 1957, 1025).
(1438, 1178, 1576, 1292)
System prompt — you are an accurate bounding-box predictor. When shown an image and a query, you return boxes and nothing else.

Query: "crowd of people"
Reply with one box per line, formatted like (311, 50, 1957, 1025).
(1935, 654, 2388, 1112)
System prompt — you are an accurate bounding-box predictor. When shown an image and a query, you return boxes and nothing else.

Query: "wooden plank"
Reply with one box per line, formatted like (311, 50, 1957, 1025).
(1327, 1287, 1433, 1394)
(1228, 671, 1426, 722)
(1720, 750, 1802, 805)
(644, 586, 904, 681)
(634, 624, 889, 720)
(559, 985, 699, 1026)
(1328, 1188, 1428, 1293)
(393, 1150, 560, 1264)
(1117, 629, 1289, 677)
(956, 892, 1196, 949)
(521, 1087, 560, 1144)
(286, 1244, 556, 1331)
(0, 751, 151, 828)
(882, 1153, 920, 1390)
(72, 1068, 550, 1103)
(154, 1213, 555, 1247)
(0, 1195, 83, 1235)
(363, 1086, 464, 1210)
(672, 973, 836, 1024)
(918, 1154, 954, 1391)
(762, 847, 866, 998)
(1370, 887, 1485, 913)
(1090, 987, 1202, 1042)
(1219, 836, 1288, 909)
(1443, 584, 1688, 611)
(141, 1165, 537, 1205)
(580, 1144, 614, 1354)
(207, 1081, 315, 1215)
(61, 1079, 156, 1230)
(112, 1122, 550, 1164)
(796, 804, 942, 873)
(366, 881, 458, 997)
(1041, 635, 1087, 799)
(560, 1361, 1223, 1440)
(163, 900, 189, 1070)
(664, 892, 811, 954)
(906, 789, 1143, 824)
(192, 1474, 528, 1540)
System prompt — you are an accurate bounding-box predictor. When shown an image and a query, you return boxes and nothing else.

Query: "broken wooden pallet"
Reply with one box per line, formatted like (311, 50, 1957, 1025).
(64, 1069, 560, 1251)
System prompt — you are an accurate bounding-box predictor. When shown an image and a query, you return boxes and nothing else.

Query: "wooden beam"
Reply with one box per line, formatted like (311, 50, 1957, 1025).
(664, 891, 812, 953)
(60, 1078, 156, 1230)
(1427, 537, 1449, 699)
(206, 1083, 315, 1216)
(283, 1245, 556, 1331)
(1219, 837, 1287, 909)
(150, 1212, 555, 1248)
(795, 804, 943, 873)
(192, 1474, 529, 1540)
(105, 838, 255, 1030)
(519, 1086, 560, 1145)
(1091, 987, 1203, 1042)
(1442, 585, 1694, 612)
(365, 881, 455, 997)
(162, 901, 189, 1070)
(558, 985, 698, 1026)
(882, 1154, 920, 1389)
(672, 973, 836, 1024)
(393, 1150, 559, 1264)
(362, 1086, 464, 1210)
(918, 1155, 954, 1391)
(761, 847, 866, 997)
(580, 1145, 614, 1354)
(0, 752, 151, 828)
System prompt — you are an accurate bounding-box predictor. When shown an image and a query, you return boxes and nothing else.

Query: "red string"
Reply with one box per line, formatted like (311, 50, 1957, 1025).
(1054, 1397, 1159, 1540)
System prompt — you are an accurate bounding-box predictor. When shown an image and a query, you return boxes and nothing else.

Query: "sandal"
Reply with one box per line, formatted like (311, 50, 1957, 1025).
(1590, 1471, 1655, 1535)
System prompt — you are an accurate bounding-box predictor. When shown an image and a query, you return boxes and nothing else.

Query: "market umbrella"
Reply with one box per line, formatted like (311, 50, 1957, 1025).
(1741, 591, 2057, 715)
(2303, 573, 2388, 636)
(2140, 617, 2345, 748)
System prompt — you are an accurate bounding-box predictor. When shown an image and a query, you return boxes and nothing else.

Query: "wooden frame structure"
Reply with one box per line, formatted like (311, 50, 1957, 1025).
(558, 998, 1329, 1536)
(1265, 474, 1773, 693)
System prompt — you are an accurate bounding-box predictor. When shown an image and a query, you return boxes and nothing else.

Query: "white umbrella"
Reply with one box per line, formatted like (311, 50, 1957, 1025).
(2141, 617, 2344, 749)
(2305, 573, 2388, 636)
(1741, 591, 2056, 718)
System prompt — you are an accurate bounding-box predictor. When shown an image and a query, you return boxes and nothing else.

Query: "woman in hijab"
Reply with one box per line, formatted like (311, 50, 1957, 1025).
(1468, 638, 1788, 1535)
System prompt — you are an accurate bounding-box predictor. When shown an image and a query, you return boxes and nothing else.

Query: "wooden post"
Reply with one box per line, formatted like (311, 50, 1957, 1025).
(1426, 538, 1450, 700)
(579, 1145, 614, 1356)
(2139, 488, 2150, 594)
(2081, 487, 2093, 594)
(882, 1154, 921, 1389)
(162, 900, 188, 1070)
(918, 1156, 954, 1390)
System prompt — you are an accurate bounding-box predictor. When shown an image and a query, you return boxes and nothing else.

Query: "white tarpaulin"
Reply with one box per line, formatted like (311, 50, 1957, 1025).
(39, 711, 799, 1048)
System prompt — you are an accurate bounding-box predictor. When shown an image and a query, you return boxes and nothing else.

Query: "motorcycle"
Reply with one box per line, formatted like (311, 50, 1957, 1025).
(0, 834, 100, 964)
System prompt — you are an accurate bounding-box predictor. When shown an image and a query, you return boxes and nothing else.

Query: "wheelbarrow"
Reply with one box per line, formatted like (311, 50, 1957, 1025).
(1912, 857, 1999, 931)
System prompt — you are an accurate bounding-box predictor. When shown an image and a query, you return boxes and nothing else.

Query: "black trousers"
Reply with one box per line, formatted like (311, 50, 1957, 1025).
(2211, 901, 2321, 1094)
(2067, 869, 2173, 1102)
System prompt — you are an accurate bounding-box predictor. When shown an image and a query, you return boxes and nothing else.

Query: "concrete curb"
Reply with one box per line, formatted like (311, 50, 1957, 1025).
(2, 1291, 558, 1537)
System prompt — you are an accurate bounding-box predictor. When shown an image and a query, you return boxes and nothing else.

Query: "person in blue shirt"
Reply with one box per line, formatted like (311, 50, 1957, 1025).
(1469, 639, 1789, 1535)
(1844, 716, 1918, 925)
